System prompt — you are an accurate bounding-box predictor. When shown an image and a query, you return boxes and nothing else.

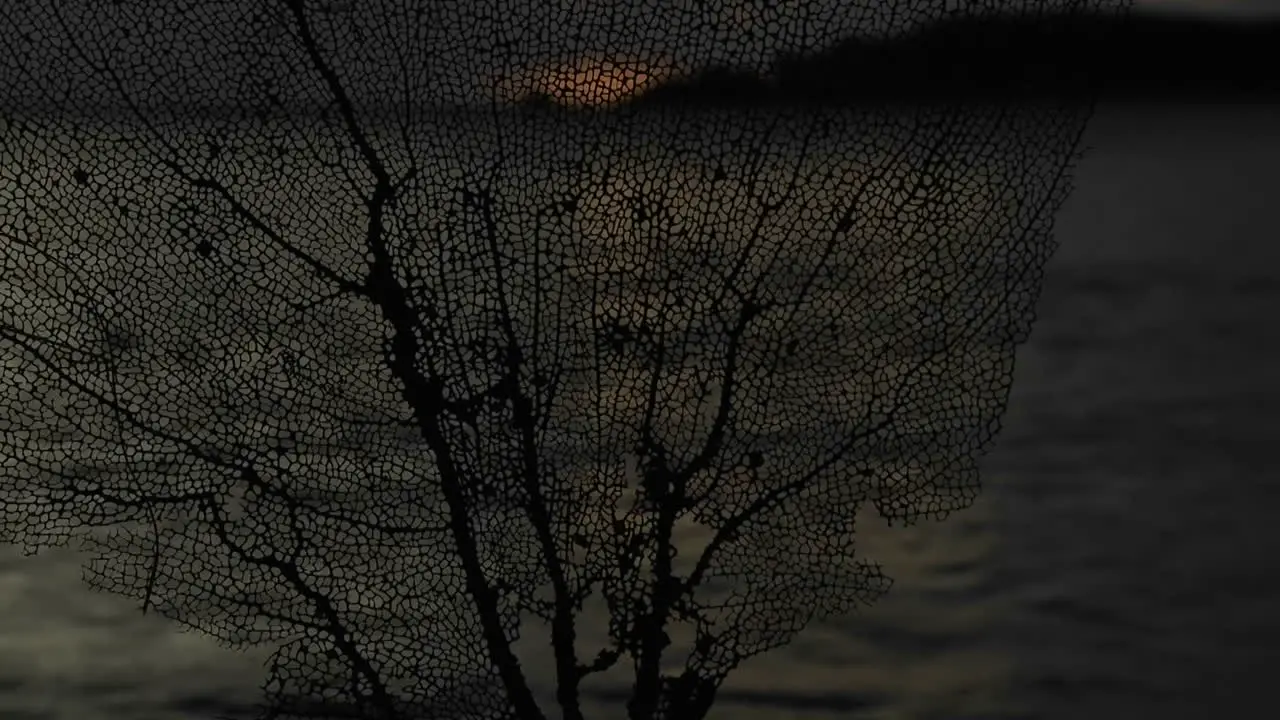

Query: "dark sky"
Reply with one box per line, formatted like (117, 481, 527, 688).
(3, 0, 895, 111)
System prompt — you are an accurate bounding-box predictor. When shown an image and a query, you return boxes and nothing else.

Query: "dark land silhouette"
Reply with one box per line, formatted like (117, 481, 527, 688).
(611, 10, 1280, 108)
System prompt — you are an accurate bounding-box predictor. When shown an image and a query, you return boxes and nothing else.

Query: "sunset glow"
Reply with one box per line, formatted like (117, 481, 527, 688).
(503, 56, 679, 107)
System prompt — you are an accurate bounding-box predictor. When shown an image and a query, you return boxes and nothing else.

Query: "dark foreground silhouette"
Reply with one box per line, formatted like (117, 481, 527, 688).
(1, 1, 1122, 718)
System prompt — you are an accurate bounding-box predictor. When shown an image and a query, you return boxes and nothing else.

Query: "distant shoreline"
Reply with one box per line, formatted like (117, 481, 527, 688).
(624, 9, 1280, 107)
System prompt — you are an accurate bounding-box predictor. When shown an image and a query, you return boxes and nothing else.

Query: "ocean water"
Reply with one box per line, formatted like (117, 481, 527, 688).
(1, 101, 1278, 720)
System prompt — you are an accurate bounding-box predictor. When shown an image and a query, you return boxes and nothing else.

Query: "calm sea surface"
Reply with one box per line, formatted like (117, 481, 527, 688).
(2, 102, 1278, 720)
